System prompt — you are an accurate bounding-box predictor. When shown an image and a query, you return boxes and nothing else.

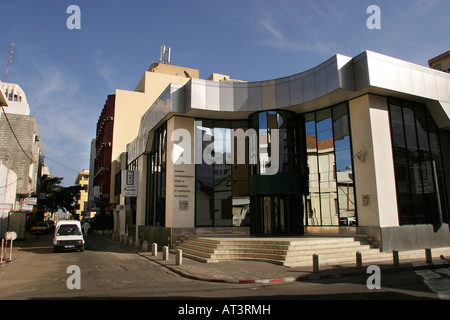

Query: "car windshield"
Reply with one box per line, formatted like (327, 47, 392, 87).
(57, 225, 81, 236)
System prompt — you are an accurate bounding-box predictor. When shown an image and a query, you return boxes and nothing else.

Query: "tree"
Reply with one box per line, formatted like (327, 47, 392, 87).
(38, 174, 85, 218)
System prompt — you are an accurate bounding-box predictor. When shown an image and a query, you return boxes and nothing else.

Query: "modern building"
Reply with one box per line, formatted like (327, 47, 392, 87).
(122, 50, 450, 252)
(74, 169, 90, 220)
(429, 51, 450, 73)
(92, 61, 201, 234)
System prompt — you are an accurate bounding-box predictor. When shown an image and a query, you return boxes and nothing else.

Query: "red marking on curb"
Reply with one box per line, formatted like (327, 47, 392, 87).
(239, 279, 256, 283)
(269, 279, 285, 283)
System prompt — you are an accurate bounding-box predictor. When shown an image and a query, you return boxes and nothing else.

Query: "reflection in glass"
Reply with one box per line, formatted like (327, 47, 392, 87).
(389, 98, 449, 225)
(147, 123, 167, 227)
(195, 119, 251, 227)
(333, 104, 355, 226)
(303, 103, 356, 226)
(305, 112, 321, 226)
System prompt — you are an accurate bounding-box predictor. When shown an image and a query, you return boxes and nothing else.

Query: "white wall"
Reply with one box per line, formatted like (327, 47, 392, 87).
(166, 116, 196, 228)
(349, 94, 399, 228)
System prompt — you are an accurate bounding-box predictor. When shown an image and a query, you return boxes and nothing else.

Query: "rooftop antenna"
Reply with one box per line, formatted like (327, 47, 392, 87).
(5, 42, 15, 82)
(159, 45, 171, 64)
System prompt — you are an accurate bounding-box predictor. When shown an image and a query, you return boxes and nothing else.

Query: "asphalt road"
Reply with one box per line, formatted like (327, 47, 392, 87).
(1, 232, 449, 307)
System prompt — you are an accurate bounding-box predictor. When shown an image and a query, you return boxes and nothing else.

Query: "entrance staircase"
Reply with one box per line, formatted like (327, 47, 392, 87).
(173, 235, 447, 267)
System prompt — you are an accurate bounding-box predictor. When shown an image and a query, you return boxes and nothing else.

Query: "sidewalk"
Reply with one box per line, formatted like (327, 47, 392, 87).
(111, 236, 450, 284)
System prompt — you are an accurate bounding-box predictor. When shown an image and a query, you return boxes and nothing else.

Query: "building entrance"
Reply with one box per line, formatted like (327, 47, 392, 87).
(248, 110, 308, 236)
(250, 194, 303, 235)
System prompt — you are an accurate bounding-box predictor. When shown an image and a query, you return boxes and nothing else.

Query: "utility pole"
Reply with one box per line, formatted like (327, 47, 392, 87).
(5, 42, 15, 82)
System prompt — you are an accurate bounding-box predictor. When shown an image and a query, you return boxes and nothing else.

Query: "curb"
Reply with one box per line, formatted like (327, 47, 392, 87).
(110, 236, 450, 285)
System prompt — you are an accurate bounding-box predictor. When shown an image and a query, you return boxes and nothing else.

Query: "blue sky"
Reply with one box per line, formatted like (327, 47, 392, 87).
(0, 0, 449, 186)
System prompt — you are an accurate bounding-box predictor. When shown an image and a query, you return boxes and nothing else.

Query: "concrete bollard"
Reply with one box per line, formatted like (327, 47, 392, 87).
(135, 239, 140, 250)
(425, 248, 432, 263)
(122, 235, 128, 244)
(163, 246, 169, 260)
(129, 237, 134, 246)
(142, 240, 149, 251)
(152, 243, 158, 257)
(393, 249, 399, 266)
(313, 254, 319, 273)
(176, 249, 183, 266)
(356, 251, 362, 268)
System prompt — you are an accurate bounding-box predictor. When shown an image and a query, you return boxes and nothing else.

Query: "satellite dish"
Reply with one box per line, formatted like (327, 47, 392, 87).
(5, 231, 17, 241)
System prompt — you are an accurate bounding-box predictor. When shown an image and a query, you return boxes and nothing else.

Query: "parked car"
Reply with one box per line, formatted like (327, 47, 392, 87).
(31, 222, 50, 235)
(53, 220, 85, 252)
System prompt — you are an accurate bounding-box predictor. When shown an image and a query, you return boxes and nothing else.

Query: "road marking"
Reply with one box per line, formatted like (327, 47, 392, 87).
(415, 269, 450, 300)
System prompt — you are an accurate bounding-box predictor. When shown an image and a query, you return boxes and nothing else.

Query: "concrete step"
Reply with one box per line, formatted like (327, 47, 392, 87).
(174, 235, 450, 267)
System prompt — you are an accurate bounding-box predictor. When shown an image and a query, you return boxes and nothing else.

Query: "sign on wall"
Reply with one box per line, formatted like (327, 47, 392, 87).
(121, 170, 138, 197)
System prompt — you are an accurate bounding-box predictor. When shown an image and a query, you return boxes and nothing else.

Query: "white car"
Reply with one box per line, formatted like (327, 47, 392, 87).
(53, 220, 85, 252)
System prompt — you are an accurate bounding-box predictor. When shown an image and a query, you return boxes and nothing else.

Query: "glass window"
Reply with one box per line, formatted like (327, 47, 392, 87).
(195, 119, 250, 227)
(388, 98, 449, 225)
(146, 123, 167, 227)
(303, 103, 356, 226)
(333, 103, 356, 226)
(305, 112, 321, 226)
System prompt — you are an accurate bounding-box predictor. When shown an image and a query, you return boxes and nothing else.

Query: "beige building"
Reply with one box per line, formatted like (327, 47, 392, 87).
(75, 169, 90, 219)
(429, 50, 450, 73)
(92, 61, 200, 235)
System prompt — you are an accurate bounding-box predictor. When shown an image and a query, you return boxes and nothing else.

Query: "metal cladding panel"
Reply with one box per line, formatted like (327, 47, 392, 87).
(261, 80, 276, 110)
(276, 80, 290, 108)
(205, 84, 220, 111)
(247, 85, 262, 111)
(398, 66, 414, 94)
(325, 62, 340, 92)
(352, 54, 369, 91)
(424, 72, 438, 98)
(289, 77, 304, 105)
(190, 79, 206, 110)
(315, 67, 328, 97)
(233, 86, 249, 111)
(302, 73, 316, 102)
(436, 76, 450, 102)
(220, 85, 234, 112)
(411, 71, 427, 97)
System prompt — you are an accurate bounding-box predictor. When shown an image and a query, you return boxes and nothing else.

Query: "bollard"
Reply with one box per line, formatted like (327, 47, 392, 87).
(163, 246, 169, 261)
(135, 239, 140, 250)
(152, 243, 158, 257)
(313, 254, 319, 273)
(142, 240, 149, 252)
(176, 249, 183, 265)
(425, 248, 432, 263)
(1, 239, 4, 264)
(393, 249, 399, 266)
(129, 237, 134, 246)
(356, 251, 362, 268)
